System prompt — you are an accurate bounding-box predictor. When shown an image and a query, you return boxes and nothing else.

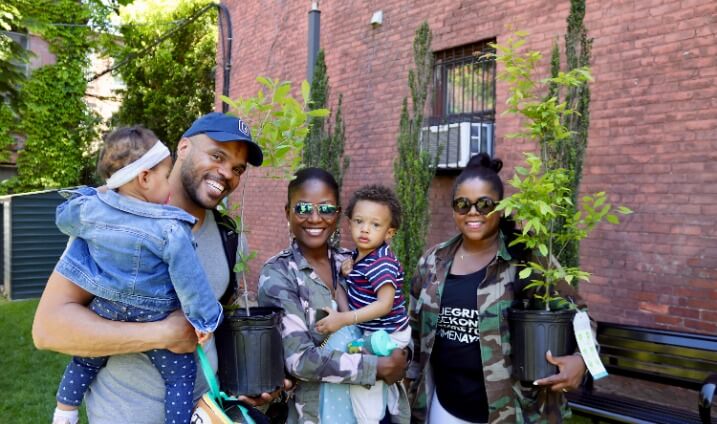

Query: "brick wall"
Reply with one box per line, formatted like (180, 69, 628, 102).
(28, 34, 54, 70)
(220, 0, 717, 334)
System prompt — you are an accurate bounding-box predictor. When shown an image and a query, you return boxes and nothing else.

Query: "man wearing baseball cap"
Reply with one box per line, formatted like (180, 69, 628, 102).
(172, 112, 263, 220)
(34, 112, 285, 423)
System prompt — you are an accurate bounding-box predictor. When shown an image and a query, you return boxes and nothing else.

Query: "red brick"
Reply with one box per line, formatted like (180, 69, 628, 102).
(223, 0, 717, 331)
(655, 315, 683, 327)
(687, 298, 717, 310)
(700, 310, 717, 323)
(639, 302, 670, 315)
(668, 306, 702, 320)
(684, 319, 717, 335)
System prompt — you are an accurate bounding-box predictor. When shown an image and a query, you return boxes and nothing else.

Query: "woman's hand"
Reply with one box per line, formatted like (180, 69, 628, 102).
(533, 350, 586, 392)
(315, 307, 349, 334)
(376, 348, 408, 385)
(340, 259, 354, 277)
(238, 378, 294, 406)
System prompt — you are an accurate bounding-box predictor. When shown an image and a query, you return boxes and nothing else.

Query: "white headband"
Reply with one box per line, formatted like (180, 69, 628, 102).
(106, 141, 171, 189)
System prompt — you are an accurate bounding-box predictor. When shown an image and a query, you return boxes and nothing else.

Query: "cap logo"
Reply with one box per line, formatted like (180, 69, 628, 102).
(237, 119, 250, 137)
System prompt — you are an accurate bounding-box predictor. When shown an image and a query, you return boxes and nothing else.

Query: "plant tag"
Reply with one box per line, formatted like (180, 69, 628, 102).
(573, 311, 608, 380)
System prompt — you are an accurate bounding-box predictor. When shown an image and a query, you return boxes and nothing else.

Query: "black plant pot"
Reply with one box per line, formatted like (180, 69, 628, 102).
(508, 308, 577, 382)
(215, 306, 285, 397)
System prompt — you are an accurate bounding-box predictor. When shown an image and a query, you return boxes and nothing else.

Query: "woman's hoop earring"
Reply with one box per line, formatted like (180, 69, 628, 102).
(329, 229, 341, 248)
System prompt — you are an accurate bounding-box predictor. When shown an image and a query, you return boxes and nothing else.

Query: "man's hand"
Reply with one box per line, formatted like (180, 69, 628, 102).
(315, 308, 349, 334)
(237, 378, 293, 407)
(159, 310, 198, 354)
(533, 350, 587, 392)
(376, 348, 408, 385)
(340, 259, 354, 277)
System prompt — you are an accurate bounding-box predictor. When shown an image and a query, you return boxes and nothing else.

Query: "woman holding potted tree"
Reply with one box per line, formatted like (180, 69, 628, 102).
(258, 167, 409, 424)
(406, 153, 589, 424)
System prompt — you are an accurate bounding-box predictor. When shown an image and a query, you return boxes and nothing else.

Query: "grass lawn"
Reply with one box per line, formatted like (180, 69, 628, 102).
(0, 297, 594, 423)
(0, 298, 87, 423)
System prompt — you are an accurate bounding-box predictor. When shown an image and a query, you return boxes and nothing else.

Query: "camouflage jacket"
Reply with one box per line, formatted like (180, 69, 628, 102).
(407, 233, 587, 423)
(258, 240, 385, 424)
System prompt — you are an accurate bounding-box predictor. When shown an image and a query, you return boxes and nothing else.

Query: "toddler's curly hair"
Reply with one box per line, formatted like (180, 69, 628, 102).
(96, 126, 161, 180)
(346, 184, 402, 229)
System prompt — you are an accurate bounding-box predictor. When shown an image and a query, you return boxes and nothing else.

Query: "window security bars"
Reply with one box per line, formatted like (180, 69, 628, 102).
(422, 40, 496, 170)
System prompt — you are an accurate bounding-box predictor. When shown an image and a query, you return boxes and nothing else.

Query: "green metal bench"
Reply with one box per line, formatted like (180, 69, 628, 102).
(566, 322, 717, 424)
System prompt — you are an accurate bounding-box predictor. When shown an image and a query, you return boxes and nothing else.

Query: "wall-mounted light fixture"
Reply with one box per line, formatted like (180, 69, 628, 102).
(371, 10, 383, 27)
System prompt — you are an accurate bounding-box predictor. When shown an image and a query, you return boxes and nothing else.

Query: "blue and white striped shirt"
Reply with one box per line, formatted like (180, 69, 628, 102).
(346, 243, 408, 332)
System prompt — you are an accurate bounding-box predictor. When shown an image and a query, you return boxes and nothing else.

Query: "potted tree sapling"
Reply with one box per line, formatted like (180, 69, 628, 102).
(214, 77, 329, 397)
(486, 34, 632, 382)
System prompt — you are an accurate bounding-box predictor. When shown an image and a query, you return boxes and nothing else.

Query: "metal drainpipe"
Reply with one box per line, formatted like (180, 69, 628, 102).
(214, 3, 233, 113)
(307, 1, 320, 84)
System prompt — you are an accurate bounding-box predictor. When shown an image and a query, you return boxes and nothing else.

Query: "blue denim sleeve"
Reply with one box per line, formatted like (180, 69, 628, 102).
(163, 221, 223, 333)
(55, 187, 97, 237)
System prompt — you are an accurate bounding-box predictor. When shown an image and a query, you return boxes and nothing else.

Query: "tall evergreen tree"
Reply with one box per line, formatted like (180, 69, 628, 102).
(302, 49, 349, 189)
(393, 22, 435, 284)
(544, 0, 593, 267)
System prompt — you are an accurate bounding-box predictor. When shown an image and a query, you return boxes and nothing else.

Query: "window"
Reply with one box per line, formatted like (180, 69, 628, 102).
(422, 40, 496, 169)
(1, 31, 29, 78)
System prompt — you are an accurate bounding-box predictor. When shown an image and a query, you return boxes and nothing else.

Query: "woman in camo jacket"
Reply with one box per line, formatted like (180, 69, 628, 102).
(258, 167, 410, 424)
(407, 154, 591, 424)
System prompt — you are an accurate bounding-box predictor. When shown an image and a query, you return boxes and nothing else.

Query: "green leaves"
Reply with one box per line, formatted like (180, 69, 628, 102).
(499, 152, 632, 308)
(301, 80, 311, 104)
(0, 0, 116, 193)
(492, 32, 631, 310)
(538, 243, 549, 256)
(394, 22, 435, 287)
(307, 109, 330, 118)
(218, 75, 328, 300)
(519, 267, 533, 280)
(112, 0, 218, 153)
(233, 251, 257, 274)
(301, 48, 350, 197)
(222, 76, 328, 177)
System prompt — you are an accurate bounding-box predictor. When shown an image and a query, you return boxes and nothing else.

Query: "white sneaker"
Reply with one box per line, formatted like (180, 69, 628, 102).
(52, 408, 79, 424)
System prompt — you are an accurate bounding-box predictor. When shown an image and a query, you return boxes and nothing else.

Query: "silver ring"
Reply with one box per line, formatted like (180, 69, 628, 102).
(562, 388, 568, 393)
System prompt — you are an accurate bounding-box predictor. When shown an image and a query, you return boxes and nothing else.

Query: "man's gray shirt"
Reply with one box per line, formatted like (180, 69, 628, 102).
(85, 211, 241, 423)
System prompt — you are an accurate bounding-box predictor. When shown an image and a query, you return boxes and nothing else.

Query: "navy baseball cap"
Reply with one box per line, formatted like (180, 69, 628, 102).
(183, 112, 263, 166)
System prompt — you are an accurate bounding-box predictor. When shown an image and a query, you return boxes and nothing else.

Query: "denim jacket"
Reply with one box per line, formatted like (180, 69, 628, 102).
(54, 187, 223, 333)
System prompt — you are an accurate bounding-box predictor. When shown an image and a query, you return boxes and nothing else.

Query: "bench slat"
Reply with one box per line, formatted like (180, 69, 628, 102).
(599, 344, 717, 371)
(571, 322, 717, 423)
(567, 391, 710, 424)
(599, 335, 717, 363)
(599, 325, 717, 352)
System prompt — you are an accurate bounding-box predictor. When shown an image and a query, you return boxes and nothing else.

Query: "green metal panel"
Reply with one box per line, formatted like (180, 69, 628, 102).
(5, 190, 68, 300)
(0, 202, 3, 291)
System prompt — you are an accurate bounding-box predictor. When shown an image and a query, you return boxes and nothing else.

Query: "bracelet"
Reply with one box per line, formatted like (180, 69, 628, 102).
(353, 311, 358, 324)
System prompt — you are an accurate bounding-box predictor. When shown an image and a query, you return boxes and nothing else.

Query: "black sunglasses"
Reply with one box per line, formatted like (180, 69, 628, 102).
(293, 202, 340, 218)
(452, 197, 498, 215)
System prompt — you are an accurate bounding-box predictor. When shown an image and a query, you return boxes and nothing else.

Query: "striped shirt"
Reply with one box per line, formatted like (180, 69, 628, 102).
(346, 243, 408, 332)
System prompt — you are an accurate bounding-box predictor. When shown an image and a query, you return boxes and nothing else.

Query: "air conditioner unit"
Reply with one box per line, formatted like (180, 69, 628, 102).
(420, 122, 494, 168)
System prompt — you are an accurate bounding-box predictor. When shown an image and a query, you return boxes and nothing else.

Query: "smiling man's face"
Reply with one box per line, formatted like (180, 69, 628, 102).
(176, 134, 248, 210)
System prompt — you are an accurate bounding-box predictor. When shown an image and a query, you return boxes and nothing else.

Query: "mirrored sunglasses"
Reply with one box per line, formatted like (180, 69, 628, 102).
(452, 196, 498, 215)
(293, 202, 340, 218)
